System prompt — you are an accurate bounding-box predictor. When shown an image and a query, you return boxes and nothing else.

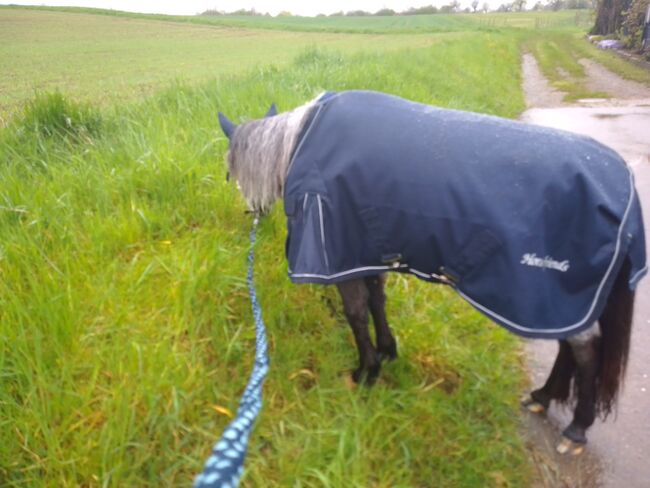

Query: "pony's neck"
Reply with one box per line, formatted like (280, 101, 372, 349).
(230, 100, 317, 213)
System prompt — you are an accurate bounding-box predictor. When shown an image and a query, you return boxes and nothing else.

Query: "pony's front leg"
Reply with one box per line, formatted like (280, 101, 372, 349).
(337, 279, 381, 385)
(364, 274, 397, 361)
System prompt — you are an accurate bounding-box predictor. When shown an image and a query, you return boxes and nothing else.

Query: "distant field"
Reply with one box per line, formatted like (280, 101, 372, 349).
(2, 5, 593, 33)
(0, 9, 450, 121)
(177, 10, 593, 32)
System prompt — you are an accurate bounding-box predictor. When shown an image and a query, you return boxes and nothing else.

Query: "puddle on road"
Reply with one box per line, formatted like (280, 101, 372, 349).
(577, 98, 609, 104)
(593, 113, 623, 119)
(521, 101, 650, 164)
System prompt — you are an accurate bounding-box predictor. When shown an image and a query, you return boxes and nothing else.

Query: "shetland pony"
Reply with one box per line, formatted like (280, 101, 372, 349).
(217, 92, 644, 454)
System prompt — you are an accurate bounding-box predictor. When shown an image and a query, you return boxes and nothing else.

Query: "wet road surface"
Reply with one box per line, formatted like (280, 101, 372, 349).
(521, 99, 650, 488)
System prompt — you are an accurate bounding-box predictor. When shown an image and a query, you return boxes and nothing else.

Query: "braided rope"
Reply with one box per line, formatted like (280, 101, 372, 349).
(194, 217, 269, 488)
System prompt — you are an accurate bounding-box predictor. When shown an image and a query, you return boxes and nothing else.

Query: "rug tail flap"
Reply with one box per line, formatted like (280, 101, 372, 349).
(625, 191, 647, 289)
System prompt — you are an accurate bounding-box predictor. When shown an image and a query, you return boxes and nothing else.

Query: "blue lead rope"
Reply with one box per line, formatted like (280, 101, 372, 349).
(194, 217, 270, 488)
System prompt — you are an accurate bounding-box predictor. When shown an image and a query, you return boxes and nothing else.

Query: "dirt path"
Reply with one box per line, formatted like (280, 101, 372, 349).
(580, 58, 650, 100)
(520, 54, 650, 488)
(521, 54, 567, 108)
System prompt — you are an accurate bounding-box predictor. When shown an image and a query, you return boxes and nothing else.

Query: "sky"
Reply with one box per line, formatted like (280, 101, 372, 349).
(1, 1, 495, 16)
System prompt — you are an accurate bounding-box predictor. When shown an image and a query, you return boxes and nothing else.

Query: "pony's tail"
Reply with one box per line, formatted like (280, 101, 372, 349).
(596, 258, 635, 419)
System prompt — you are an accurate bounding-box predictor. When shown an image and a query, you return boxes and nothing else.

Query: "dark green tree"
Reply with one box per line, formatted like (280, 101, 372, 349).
(591, 0, 632, 33)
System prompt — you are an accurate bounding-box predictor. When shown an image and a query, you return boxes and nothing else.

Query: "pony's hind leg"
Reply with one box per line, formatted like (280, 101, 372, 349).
(364, 274, 397, 361)
(523, 340, 575, 414)
(337, 279, 381, 385)
(558, 323, 601, 455)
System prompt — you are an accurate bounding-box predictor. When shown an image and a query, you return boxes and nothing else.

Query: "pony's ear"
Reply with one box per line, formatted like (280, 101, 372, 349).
(265, 103, 278, 118)
(218, 112, 237, 140)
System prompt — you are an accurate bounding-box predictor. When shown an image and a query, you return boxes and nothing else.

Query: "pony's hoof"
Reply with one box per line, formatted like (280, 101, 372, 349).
(351, 367, 378, 386)
(378, 350, 397, 362)
(377, 341, 397, 362)
(351, 368, 364, 384)
(556, 436, 585, 456)
(520, 395, 545, 414)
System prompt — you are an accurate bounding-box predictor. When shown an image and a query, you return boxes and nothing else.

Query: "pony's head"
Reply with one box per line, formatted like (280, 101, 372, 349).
(219, 103, 277, 177)
(217, 99, 315, 214)
(218, 104, 279, 214)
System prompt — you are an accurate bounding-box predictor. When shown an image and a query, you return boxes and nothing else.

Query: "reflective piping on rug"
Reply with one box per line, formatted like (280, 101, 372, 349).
(290, 264, 408, 280)
(629, 265, 648, 288)
(316, 194, 329, 270)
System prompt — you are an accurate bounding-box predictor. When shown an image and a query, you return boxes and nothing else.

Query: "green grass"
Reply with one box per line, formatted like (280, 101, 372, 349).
(0, 26, 532, 486)
(0, 8, 448, 122)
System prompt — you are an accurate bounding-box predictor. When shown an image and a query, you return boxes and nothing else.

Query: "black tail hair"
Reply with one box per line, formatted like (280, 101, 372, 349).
(596, 258, 635, 418)
(548, 258, 635, 417)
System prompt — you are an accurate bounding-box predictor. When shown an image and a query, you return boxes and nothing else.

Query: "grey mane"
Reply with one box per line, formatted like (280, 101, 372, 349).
(227, 98, 319, 213)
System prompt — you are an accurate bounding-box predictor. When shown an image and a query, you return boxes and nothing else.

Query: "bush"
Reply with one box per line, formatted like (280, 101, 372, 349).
(621, 0, 650, 51)
(20, 92, 102, 142)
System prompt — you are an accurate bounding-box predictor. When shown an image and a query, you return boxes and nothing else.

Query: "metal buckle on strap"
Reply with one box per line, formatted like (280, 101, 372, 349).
(381, 253, 403, 268)
(433, 267, 458, 286)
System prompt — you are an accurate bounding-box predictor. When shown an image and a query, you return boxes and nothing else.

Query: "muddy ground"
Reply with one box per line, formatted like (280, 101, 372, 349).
(520, 54, 650, 487)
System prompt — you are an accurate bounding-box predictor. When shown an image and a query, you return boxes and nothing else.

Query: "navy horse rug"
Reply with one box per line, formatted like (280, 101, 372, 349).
(282, 90, 646, 339)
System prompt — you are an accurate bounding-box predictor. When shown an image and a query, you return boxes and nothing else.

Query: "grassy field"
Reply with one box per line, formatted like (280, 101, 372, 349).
(1, 6, 646, 487)
(0, 8, 456, 122)
(2, 5, 594, 33)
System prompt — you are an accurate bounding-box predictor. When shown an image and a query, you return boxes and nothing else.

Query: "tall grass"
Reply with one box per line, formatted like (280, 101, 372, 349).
(1, 35, 530, 486)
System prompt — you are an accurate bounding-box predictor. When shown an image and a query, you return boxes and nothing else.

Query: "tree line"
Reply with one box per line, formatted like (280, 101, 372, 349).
(200, 1, 592, 17)
(200, 0, 649, 55)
